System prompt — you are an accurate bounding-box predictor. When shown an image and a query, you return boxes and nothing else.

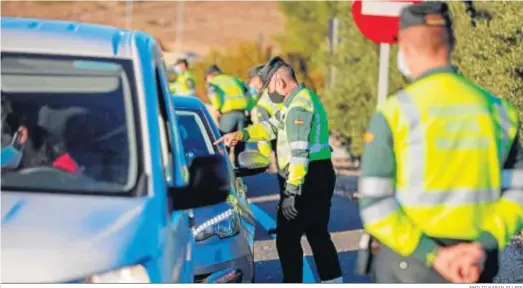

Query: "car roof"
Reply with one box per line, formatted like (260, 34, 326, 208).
(172, 96, 207, 111)
(172, 96, 223, 138)
(1, 17, 134, 59)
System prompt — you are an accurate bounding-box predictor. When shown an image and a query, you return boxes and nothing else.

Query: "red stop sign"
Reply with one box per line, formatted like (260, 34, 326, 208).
(352, 0, 421, 44)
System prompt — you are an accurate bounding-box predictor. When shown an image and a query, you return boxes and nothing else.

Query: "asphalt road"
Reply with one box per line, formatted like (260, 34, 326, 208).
(243, 171, 370, 283)
(243, 171, 523, 284)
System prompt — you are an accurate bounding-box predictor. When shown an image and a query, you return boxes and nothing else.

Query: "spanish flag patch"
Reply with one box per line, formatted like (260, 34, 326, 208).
(294, 120, 304, 125)
(364, 132, 374, 143)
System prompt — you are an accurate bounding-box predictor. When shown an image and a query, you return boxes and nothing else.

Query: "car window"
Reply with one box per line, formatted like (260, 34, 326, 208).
(1, 53, 139, 194)
(175, 111, 215, 165)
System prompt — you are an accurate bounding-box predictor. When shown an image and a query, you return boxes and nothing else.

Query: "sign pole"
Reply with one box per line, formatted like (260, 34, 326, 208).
(377, 43, 390, 107)
(328, 17, 339, 89)
(352, 0, 421, 107)
(126, 0, 133, 30)
(175, 1, 185, 53)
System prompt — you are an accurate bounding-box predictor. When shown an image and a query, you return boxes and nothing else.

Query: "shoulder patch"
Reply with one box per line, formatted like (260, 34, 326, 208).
(364, 132, 374, 143)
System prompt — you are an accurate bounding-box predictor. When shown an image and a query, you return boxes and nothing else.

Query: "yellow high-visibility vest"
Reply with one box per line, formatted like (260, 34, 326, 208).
(169, 70, 196, 96)
(360, 70, 522, 264)
(208, 74, 248, 114)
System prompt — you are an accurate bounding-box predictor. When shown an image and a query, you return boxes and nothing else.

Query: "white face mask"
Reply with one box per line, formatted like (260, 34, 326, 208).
(397, 49, 413, 79)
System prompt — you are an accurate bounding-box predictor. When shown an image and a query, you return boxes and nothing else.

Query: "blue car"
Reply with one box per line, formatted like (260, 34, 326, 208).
(0, 17, 236, 283)
(172, 96, 269, 283)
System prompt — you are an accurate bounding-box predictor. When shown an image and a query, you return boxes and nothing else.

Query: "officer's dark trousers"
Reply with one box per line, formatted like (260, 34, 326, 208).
(271, 139, 286, 194)
(219, 110, 246, 167)
(373, 239, 499, 283)
(276, 159, 342, 283)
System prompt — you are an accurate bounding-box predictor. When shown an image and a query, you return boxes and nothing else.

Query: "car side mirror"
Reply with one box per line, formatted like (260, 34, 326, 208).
(234, 150, 270, 177)
(171, 154, 231, 210)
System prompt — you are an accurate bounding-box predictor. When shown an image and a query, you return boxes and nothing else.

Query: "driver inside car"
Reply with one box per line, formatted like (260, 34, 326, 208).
(1, 100, 80, 174)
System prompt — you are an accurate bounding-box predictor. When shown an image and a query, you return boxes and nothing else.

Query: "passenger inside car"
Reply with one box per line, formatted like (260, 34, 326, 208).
(1, 99, 79, 173)
(2, 55, 137, 194)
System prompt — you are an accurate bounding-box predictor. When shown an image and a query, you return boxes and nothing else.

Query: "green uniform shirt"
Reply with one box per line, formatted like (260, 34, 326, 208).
(360, 66, 523, 266)
(242, 84, 331, 195)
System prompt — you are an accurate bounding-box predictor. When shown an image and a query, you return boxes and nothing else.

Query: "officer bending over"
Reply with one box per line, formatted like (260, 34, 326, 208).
(215, 57, 342, 283)
(205, 65, 248, 167)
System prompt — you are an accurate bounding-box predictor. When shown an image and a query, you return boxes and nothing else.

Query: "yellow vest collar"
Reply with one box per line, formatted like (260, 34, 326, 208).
(415, 65, 457, 82)
(284, 83, 305, 108)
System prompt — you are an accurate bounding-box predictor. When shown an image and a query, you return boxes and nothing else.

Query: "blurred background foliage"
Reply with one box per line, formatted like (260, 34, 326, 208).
(190, 1, 523, 155)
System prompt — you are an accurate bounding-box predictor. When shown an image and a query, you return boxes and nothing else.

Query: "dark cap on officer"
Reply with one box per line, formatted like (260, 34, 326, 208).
(204, 65, 222, 77)
(175, 58, 189, 67)
(258, 56, 289, 91)
(399, 1, 453, 31)
(247, 64, 264, 81)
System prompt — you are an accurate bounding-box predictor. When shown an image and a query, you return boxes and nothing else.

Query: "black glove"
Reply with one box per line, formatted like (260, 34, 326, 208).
(281, 195, 298, 220)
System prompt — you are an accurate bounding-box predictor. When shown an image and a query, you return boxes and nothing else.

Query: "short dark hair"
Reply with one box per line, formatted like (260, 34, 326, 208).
(248, 64, 264, 80)
(205, 65, 222, 76)
(175, 58, 189, 67)
(1, 99, 21, 135)
(280, 63, 298, 82)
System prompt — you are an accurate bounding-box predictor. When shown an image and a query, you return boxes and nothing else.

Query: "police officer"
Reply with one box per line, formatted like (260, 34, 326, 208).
(205, 65, 248, 166)
(244, 65, 262, 123)
(358, 2, 523, 283)
(169, 58, 196, 97)
(215, 57, 342, 283)
(246, 64, 286, 193)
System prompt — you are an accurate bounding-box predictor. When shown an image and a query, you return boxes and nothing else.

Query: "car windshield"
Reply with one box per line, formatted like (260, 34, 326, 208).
(175, 110, 215, 165)
(1, 53, 138, 194)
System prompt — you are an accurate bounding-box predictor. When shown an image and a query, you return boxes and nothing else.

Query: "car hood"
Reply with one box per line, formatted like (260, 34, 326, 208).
(1, 192, 156, 283)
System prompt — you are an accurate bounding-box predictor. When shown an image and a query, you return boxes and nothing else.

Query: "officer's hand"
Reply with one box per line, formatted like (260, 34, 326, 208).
(433, 243, 485, 283)
(214, 131, 243, 147)
(281, 195, 298, 220)
(452, 243, 485, 283)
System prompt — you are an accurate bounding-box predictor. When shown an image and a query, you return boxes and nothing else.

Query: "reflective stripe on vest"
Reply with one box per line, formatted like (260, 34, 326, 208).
(502, 169, 523, 206)
(387, 85, 519, 207)
(359, 174, 523, 206)
(359, 177, 395, 198)
(503, 169, 523, 189)
(276, 88, 331, 170)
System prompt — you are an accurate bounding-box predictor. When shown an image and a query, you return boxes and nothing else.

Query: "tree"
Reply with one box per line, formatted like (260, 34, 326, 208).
(275, 1, 523, 155)
(318, 2, 407, 156)
(450, 1, 523, 139)
(274, 1, 338, 90)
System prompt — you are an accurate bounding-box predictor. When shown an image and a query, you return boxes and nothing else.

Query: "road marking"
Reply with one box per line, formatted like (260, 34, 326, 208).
(248, 194, 280, 204)
(248, 202, 316, 283)
(254, 229, 364, 261)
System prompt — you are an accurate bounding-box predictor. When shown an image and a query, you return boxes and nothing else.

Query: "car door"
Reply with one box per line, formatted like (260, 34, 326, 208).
(152, 45, 193, 283)
(195, 106, 256, 226)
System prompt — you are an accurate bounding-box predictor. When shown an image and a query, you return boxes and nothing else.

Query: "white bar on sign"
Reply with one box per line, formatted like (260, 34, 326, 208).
(361, 1, 412, 17)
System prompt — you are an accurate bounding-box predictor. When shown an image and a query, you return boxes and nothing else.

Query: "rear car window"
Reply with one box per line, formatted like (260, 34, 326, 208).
(175, 111, 215, 165)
